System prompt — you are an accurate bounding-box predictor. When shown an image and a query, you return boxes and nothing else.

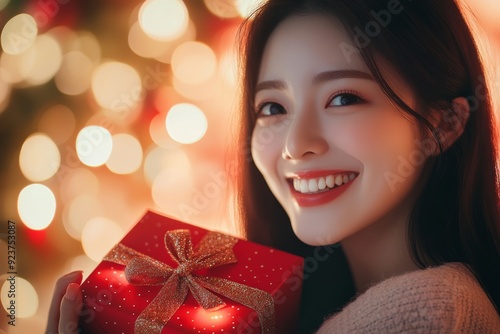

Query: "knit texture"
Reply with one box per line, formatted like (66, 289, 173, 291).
(316, 263, 500, 333)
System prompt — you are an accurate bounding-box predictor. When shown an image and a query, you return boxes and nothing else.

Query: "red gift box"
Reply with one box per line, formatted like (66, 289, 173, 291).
(79, 210, 304, 334)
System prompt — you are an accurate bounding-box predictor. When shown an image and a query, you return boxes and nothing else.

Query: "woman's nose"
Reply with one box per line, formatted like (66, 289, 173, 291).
(282, 110, 328, 160)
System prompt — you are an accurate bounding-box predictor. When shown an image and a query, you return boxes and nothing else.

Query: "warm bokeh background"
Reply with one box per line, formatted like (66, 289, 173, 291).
(0, 0, 498, 332)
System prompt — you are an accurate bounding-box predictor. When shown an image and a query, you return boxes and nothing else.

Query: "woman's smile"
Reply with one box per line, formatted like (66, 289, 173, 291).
(285, 170, 359, 207)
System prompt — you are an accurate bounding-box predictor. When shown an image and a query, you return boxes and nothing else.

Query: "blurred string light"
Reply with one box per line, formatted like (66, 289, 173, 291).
(1, 13, 37, 55)
(236, 0, 268, 18)
(0, 72, 10, 113)
(105, 133, 143, 175)
(55, 51, 94, 95)
(171, 41, 217, 85)
(24, 34, 62, 85)
(166, 103, 208, 144)
(138, 0, 189, 41)
(203, 0, 240, 18)
(0, 43, 36, 84)
(128, 19, 196, 62)
(91, 61, 143, 110)
(37, 105, 76, 145)
(172, 75, 217, 101)
(19, 133, 60, 182)
(63, 194, 104, 240)
(152, 167, 193, 216)
(17, 184, 56, 230)
(59, 168, 99, 205)
(149, 111, 182, 148)
(143, 146, 191, 185)
(76, 125, 113, 167)
(1, 277, 38, 318)
(81, 217, 124, 262)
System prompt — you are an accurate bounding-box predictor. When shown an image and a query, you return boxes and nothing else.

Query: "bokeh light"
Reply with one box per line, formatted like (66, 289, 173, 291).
(138, 0, 189, 41)
(143, 146, 191, 185)
(19, 133, 60, 182)
(1, 277, 38, 318)
(172, 75, 217, 101)
(166, 103, 208, 144)
(106, 133, 143, 174)
(1, 13, 37, 55)
(204, 0, 239, 18)
(149, 112, 182, 148)
(76, 125, 113, 167)
(73, 31, 101, 64)
(0, 73, 10, 113)
(65, 255, 98, 281)
(60, 167, 100, 204)
(55, 51, 94, 95)
(0, 43, 36, 84)
(25, 34, 62, 85)
(171, 41, 217, 84)
(236, 0, 267, 18)
(91, 61, 143, 110)
(152, 167, 194, 218)
(81, 217, 124, 262)
(0, 0, 10, 11)
(37, 104, 76, 144)
(63, 194, 104, 240)
(17, 184, 56, 230)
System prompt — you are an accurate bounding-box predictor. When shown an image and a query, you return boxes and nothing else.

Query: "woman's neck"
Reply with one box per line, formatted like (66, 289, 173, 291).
(340, 204, 420, 294)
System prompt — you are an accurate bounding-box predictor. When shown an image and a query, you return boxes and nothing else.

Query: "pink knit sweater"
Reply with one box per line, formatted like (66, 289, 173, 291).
(316, 263, 500, 333)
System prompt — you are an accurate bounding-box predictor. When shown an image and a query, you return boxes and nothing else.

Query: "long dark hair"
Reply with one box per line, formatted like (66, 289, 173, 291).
(232, 0, 500, 312)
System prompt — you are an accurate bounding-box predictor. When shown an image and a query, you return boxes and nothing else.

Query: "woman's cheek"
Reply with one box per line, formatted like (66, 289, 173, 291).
(251, 125, 284, 173)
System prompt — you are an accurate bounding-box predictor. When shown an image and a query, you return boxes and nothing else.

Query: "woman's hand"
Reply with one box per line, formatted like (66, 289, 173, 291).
(45, 271, 83, 334)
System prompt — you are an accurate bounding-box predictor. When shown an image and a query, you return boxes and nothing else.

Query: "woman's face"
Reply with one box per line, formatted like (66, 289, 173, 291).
(251, 14, 427, 246)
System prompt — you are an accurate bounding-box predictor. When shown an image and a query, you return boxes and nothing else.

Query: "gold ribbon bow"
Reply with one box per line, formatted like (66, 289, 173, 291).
(104, 229, 276, 334)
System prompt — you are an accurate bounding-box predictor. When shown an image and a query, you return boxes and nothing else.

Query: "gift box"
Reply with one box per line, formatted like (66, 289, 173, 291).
(79, 210, 304, 334)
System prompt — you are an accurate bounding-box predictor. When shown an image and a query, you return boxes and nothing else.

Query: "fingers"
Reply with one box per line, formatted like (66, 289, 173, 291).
(46, 271, 83, 334)
(58, 283, 83, 334)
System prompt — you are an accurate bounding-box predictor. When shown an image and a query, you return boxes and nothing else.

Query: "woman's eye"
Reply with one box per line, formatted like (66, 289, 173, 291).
(329, 93, 363, 107)
(257, 102, 286, 116)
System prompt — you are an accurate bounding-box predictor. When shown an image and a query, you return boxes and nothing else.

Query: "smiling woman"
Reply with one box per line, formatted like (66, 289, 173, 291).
(235, 0, 500, 332)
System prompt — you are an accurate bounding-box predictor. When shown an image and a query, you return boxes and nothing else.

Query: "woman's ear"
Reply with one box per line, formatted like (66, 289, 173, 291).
(428, 97, 470, 156)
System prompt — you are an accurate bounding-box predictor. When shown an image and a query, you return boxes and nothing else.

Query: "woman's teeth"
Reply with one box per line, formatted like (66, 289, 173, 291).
(292, 173, 356, 194)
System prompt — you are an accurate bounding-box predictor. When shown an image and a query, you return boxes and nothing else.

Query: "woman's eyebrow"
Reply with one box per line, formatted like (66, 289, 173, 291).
(313, 69, 373, 83)
(255, 69, 374, 94)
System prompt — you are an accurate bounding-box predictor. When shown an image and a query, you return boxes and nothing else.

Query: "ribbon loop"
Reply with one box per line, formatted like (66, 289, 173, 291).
(125, 257, 172, 285)
(164, 230, 193, 264)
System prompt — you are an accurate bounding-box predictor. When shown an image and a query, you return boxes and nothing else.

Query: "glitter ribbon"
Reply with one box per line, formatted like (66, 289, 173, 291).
(104, 229, 276, 334)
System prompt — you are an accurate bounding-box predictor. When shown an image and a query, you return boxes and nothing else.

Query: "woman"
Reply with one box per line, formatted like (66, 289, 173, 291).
(48, 0, 500, 332)
(236, 0, 500, 332)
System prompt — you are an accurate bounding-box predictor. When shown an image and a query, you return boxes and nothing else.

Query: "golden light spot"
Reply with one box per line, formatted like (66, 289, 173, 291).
(171, 41, 217, 85)
(1, 14, 37, 55)
(55, 51, 94, 95)
(236, 0, 268, 18)
(203, 0, 239, 18)
(25, 34, 62, 85)
(166, 103, 208, 144)
(17, 184, 56, 230)
(106, 134, 143, 175)
(139, 0, 189, 41)
(91, 61, 142, 110)
(19, 133, 60, 182)
(82, 217, 124, 262)
(76, 126, 113, 167)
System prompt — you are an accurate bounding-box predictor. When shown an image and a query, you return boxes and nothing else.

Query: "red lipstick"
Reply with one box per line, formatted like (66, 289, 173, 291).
(287, 170, 357, 207)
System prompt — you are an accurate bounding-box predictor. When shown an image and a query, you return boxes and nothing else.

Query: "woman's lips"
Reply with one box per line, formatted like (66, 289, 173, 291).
(286, 170, 358, 207)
